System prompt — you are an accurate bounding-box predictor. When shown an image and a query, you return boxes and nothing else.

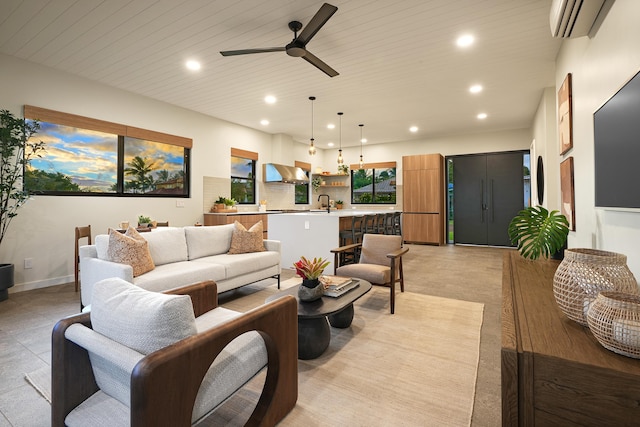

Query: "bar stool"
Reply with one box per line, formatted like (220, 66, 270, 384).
(393, 212, 402, 236)
(74, 225, 92, 292)
(375, 213, 386, 233)
(363, 214, 377, 235)
(384, 212, 395, 234)
(338, 216, 363, 265)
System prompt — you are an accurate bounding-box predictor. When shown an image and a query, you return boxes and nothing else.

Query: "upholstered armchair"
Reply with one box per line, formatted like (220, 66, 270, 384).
(51, 278, 297, 427)
(331, 234, 408, 314)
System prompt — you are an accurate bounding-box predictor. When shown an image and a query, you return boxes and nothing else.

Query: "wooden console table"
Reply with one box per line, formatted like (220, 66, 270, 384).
(502, 251, 640, 426)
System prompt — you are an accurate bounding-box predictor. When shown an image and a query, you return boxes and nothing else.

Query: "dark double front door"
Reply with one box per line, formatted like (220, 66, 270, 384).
(452, 152, 524, 247)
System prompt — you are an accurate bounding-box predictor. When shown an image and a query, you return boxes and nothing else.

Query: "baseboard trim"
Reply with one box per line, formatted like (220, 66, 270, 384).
(9, 275, 72, 293)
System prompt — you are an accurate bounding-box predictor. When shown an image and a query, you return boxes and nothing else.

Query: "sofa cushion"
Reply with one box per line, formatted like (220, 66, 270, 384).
(107, 227, 155, 277)
(95, 235, 109, 260)
(91, 277, 197, 355)
(228, 221, 265, 254)
(133, 261, 226, 293)
(142, 227, 188, 266)
(185, 224, 235, 260)
(194, 251, 279, 278)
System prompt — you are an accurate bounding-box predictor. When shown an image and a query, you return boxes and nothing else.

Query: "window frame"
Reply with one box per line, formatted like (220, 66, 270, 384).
(23, 105, 191, 197)
(230, 148, 257, 205)
(350, 161, 397, 205)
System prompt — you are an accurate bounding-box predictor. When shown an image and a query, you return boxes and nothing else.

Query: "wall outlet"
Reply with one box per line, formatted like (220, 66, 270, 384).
(176, 200, 185, 208)
(304, 221, 310, 230)
(24, 258, 33, 269)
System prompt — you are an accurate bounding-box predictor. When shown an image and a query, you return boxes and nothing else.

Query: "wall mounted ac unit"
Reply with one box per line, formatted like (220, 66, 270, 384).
(550, 0, 605, 38)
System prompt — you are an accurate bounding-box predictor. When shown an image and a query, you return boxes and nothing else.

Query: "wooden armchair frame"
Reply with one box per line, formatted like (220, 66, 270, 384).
(52, 281, 298, 427)
(331, 241, 408, 314)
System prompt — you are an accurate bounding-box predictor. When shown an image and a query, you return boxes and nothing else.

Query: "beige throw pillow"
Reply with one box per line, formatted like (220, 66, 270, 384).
(107, 227, 155, 277)
(228, 220, 265, 254)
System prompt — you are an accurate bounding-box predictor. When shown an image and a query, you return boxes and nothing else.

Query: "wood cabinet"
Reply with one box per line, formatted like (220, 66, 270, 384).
(502, 251, 640, 426)
(402, 154, 444, 244)
(203, 213, 268, 238)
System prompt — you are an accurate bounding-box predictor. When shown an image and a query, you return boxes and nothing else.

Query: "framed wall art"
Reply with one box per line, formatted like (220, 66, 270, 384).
(560, 157, 575, 231)
(558, 73, 573, 155)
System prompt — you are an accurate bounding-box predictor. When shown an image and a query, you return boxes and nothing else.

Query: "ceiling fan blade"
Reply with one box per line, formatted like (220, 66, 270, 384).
(220, 47, 285, 56)
(302, 51, 339, 77)
(296, 3, 338, 45)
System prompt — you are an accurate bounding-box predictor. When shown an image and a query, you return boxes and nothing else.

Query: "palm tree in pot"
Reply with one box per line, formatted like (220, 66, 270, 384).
(508, 205, 569, 260)
(0, 110, 45, 301)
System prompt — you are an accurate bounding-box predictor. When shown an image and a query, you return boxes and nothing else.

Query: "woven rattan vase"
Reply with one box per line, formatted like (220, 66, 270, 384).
(587, 291, 640, 359)
(553, 249, 638, 326)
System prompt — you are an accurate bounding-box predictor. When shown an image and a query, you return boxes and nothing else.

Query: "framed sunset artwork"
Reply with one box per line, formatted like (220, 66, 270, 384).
(558, 73, 573, 155)
(560, 157, 575, 231)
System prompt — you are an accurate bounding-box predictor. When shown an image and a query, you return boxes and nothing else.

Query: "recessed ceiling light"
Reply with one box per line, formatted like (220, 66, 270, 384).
(328, 142, 335, 147)
(469, 84, 483, 94)
(260, 119, 269, 126)
(185, 60, 201, 71)
(409, 126, 418, 133)
(264, 95, 277, 104)
(327, 123, 335, 129)
(361, 138, 368, 143)
(456, 34, 475, 48)
(477, 113, 488, 120)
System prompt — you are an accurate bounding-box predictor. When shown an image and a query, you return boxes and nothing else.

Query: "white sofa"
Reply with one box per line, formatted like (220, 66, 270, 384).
(79, 224, 281, 307)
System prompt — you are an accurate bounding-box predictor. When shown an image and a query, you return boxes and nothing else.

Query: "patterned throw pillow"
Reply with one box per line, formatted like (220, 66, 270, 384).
(107, 227, 155, 277)
(227, 220, 266, 254)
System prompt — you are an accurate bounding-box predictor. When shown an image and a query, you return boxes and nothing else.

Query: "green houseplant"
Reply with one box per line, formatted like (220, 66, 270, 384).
(0, 110, 45, 301)
(137, 215, 152, 227)
(508, 205, 569, 260)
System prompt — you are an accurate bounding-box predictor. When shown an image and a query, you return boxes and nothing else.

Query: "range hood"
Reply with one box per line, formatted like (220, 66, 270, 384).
(263, 163, 309, 184)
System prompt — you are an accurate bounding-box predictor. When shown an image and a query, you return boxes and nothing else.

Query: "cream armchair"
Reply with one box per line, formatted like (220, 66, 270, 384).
(51, 278, 297, 426)
(331, 234, 408, 314)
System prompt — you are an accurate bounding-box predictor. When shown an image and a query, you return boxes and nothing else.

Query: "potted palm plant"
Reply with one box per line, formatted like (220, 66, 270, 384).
(0, 110, 45, 301)
(508, 205, 569, 260)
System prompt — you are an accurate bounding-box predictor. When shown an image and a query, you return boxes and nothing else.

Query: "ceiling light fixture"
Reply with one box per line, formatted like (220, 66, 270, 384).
(469, 84, 483, 94)
(327, 123, 335, 129)
(185, 60, 201, 71)
(359, 124, 365, 169)
(456, 34, 475, 48)
(409, 126, 418, 133)
(260, 119, 269, 126)
(265, 95, 277, 104)
(308, 96, 317, 155)
(337, 112, 344, 165)
(477, 113, 488, 120)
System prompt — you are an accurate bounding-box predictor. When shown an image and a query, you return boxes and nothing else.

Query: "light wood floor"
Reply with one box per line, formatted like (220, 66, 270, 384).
(0, 244, 507, 426)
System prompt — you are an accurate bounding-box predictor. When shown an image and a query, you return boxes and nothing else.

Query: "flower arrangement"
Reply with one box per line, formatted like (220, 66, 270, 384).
(293, 256, 330, 280)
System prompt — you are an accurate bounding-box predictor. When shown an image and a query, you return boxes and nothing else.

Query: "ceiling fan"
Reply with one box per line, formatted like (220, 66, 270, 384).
(220, 3, 339, 77)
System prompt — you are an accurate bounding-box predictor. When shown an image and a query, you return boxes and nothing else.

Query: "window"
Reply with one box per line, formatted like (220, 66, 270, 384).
(351, 162, 396, 204)
(230, 148, 256, 204)
(23, 106, 190, 197)
(295, 161, 311, 204)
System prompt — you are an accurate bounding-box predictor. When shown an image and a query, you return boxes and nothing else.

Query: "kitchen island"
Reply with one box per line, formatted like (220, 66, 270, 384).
(269, 209, 398, 273)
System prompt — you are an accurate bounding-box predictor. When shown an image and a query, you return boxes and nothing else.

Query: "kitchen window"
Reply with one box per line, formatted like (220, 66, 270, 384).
(294, 161, 311, 204)
(230, 148, 257, 204)
(351, 162, 396, 204)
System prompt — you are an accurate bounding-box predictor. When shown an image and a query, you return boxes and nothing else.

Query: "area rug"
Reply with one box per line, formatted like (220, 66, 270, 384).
(24, 278, 484, 426)
(212, 278, 485, 426)
(24, 366, 51, 403)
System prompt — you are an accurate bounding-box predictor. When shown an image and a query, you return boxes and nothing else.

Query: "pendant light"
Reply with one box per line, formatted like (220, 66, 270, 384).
(359, 124, 365, 169)
(337, 112, 344, 165)
(308, 96, 316, 156)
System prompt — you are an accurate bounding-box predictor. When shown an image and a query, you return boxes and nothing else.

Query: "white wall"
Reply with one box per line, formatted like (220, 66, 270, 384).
(1, 54, 530, 292)
(550, 0, 640, 278)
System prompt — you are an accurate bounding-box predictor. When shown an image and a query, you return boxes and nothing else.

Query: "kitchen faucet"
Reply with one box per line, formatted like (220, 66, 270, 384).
(318, 194, 330, 213)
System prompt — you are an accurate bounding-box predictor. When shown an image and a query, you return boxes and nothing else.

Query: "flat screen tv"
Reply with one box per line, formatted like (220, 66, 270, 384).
(593, 69, 640, 209)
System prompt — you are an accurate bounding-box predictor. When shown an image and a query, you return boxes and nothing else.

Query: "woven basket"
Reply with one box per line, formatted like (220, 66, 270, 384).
(587, 291, 640, 359)
(553, 248, 638, 326)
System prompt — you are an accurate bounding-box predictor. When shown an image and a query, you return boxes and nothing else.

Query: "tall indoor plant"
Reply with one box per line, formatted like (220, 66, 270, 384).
(0, 110, 45, 301)
(508, 205, 569, 260)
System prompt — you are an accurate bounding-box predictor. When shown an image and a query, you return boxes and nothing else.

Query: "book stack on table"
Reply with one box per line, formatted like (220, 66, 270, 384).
(321, 275, 360, 298)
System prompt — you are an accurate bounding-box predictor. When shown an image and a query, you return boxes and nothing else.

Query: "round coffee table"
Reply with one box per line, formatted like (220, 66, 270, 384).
(266, 279, 372, 359)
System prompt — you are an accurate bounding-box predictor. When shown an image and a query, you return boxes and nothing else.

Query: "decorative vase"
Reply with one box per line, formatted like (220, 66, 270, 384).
(298, 278, 324, 302)
(0, 263, 15, 302)
(587, 291, 640, 359)
(553, 248, 638, 326)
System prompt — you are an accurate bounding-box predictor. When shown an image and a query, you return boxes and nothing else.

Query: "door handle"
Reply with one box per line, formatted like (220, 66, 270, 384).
(480, 179, 485, 222)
